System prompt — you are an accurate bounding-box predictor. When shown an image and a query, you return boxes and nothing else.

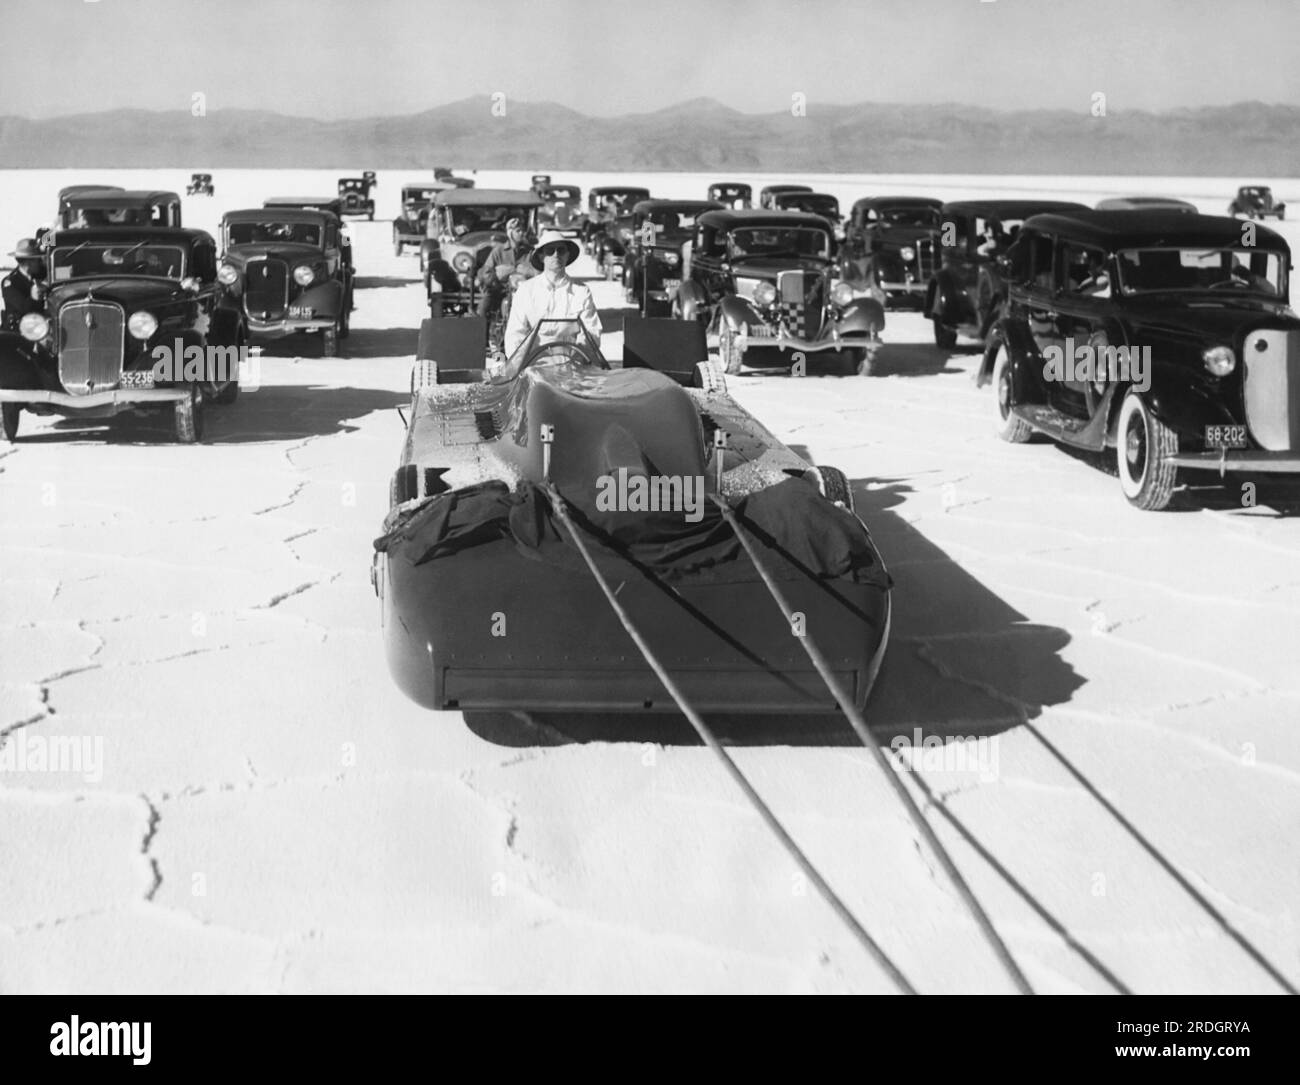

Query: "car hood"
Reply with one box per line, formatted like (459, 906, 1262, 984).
(730, 257, 830, 278)
(224, 243, 325, 264)
(1121, 296, 1299, 341)
(47, 278, 186, 310)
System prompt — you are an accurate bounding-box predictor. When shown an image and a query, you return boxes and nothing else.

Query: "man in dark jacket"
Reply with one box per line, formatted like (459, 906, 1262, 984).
(476, 217, 535, 327)
(2, 239, 46, 332)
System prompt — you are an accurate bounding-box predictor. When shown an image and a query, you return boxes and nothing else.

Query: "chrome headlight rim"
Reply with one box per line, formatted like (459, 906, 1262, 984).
(899, 245, 917, 263)
(19, 312, 49, 342)
(831, 281, 856, 307)
(1203, 344, 1235, 377)
(217, 263, 239, 286)
(452, 252, 474, 273)
(127, 310, 158, 341)
(293, 264, 316, 287)
(753, 281, 777, 307)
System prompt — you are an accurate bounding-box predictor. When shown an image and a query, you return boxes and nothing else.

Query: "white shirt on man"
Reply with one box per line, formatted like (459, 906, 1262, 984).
(503, 270, 601, 359)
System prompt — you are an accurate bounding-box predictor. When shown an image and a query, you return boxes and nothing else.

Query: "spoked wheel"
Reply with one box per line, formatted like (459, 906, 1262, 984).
(1, 403, 20, 442)
(174, 385, 204, 443)
(989, 337, 1032, 443)
(719, 322, 744, 375)
(1116, 389, 1178, 510)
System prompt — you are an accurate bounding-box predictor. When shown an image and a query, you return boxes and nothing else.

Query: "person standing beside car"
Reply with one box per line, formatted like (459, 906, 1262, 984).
(2, 240, 46, 332)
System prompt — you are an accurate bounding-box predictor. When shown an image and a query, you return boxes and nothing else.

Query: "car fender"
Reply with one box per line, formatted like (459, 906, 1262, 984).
(718, 295, 760, 332)
(976, 315, 1037, 387)
(0, 333, 45, 389)
(1112, 364, 1235, 444)
(928, 269, 966, 324)
(208, 306, 244, 347)
(835, 296, 885, 336)
(296, 279, 344, 318)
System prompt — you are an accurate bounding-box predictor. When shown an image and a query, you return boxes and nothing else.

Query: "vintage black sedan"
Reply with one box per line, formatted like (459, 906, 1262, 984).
(624, 199, 722, 316)
(219, 208, 354, 357)
(58, 190, 183, 231)
(707, 182, 752, 210)
(393, 182, 451, 255)
(981, 210, 1299, 510)
(0, 226, 243, 443)
(582, 186, 650, 253)
(770, 191, 844, 241)
(536, 183, 582, 234)
(186, 173, 215, 196)
(420, 189, 542, 314)
(839, 196, 942, 309)
(675, 209, 886, 376)
(1227, 185, 1285, 221)
(927, 199, 1088, 348)
(758, 184, 811, 210)
(337, 178, 375, 221)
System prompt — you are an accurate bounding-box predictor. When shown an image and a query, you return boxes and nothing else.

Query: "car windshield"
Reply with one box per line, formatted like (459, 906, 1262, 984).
(52, 243, 186, 280)
(547, 187, 578, 200)
(879, 206, 942, 227)
(780, 196, 839, 216)
(600, 192, 643, 209)
(227, 221, 322, 246)
(643, 209, 710, 239)
(728, 227, 831, 259)
(1116, 248, 1285, 296)
(65, 207, 151, 228)
(446, 207, 527, 232)
(404, 189, 438, 202)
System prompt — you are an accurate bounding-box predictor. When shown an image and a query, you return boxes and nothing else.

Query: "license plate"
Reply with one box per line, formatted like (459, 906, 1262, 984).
(288, 305, 315, 318)
(662, 278, 681, 292)
(1204, 424, 1247, 450)
(119, 370, 155, 389)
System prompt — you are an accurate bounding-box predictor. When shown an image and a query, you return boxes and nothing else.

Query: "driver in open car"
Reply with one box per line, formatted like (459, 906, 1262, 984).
(501, 229, 600, 363)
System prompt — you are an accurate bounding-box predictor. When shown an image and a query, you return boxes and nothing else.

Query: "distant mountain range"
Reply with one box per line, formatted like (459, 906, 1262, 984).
(2, 98, 1297, 174)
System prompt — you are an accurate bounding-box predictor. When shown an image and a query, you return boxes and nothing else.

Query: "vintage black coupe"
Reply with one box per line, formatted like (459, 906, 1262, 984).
(420, 189, 543, 313)
(758, 184, 812, 210)
(927, 199, 1089, 348)
(536, 183, 582, 234)
(372, 316, 891, 714)
(708, 183, 753, 210)
(624, 199, 722, 317)
(1227, 185, 1285, 221)
(981, 210, 1300, 510)
(219, 208, 354, 357)
(675, 210, 886, 376)
(0, 226, 243, 443)
(837, 196, 943, 310)
(58, 190, 183, 231)
(186, 173, 215, 197)
(337, 177, 375, 221)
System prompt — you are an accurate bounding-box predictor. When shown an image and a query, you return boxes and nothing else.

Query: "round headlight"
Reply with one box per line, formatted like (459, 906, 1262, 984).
(753, 282, 777, 306)
(217, 263, 239, 285)
(832, 282, 856, 307)
(293, 265, 315, 286)
(1203, 345, 1235, 376)
(900, 246, 916, 262)
(19, 312, 49, 342)
(127, 310, 158, 340)
(453, 253, 474, 273)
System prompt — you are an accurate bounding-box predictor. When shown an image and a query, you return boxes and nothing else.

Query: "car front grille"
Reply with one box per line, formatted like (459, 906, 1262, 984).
(244, 257, 289, 319)
(1242, 329, 1300, 451)
(776, 270, 825, 340)
(57, 300, 124, 395)
(916, 238, 938, 280)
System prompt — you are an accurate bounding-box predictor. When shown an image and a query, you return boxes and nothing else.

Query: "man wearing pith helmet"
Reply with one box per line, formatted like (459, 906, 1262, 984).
(502, 229, 601, 359)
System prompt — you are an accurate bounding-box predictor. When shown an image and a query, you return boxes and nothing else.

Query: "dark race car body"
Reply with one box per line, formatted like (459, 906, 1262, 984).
(0, 226, 243, 443)
(981, 210, 1300, 509)
(373, 318, 891, 714)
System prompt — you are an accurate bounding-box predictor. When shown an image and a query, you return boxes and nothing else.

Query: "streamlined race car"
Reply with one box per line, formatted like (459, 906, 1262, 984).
(372, 316, 892, 714)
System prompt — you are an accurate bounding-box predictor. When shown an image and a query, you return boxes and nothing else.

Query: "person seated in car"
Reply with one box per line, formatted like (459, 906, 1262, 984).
(501, 229, 600, 362)
(1077, 253, 1111, 296)
(71, 208, 108, 229)
(976, 219, 1006, 258)
(477, 217, 535, 326)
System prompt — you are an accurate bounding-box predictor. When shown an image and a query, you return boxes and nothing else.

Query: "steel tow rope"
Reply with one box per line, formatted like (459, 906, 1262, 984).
(539, 478, 917, 994)
(707, 492, 1035, 996)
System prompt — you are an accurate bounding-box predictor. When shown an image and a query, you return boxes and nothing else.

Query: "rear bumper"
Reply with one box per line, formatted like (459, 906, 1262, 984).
(0, 387, 189, 408)
(1168, 450, 1300, 473)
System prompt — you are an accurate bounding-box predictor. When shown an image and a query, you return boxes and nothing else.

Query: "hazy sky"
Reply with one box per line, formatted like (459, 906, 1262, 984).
(3, 0, 1298, 119)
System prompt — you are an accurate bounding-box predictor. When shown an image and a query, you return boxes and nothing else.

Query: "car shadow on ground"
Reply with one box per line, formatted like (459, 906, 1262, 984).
(251, 326, 418, 361)
(354, 275, 420, 290)
(464, 474, 1083, 748)
(869, 342, 966, 378)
